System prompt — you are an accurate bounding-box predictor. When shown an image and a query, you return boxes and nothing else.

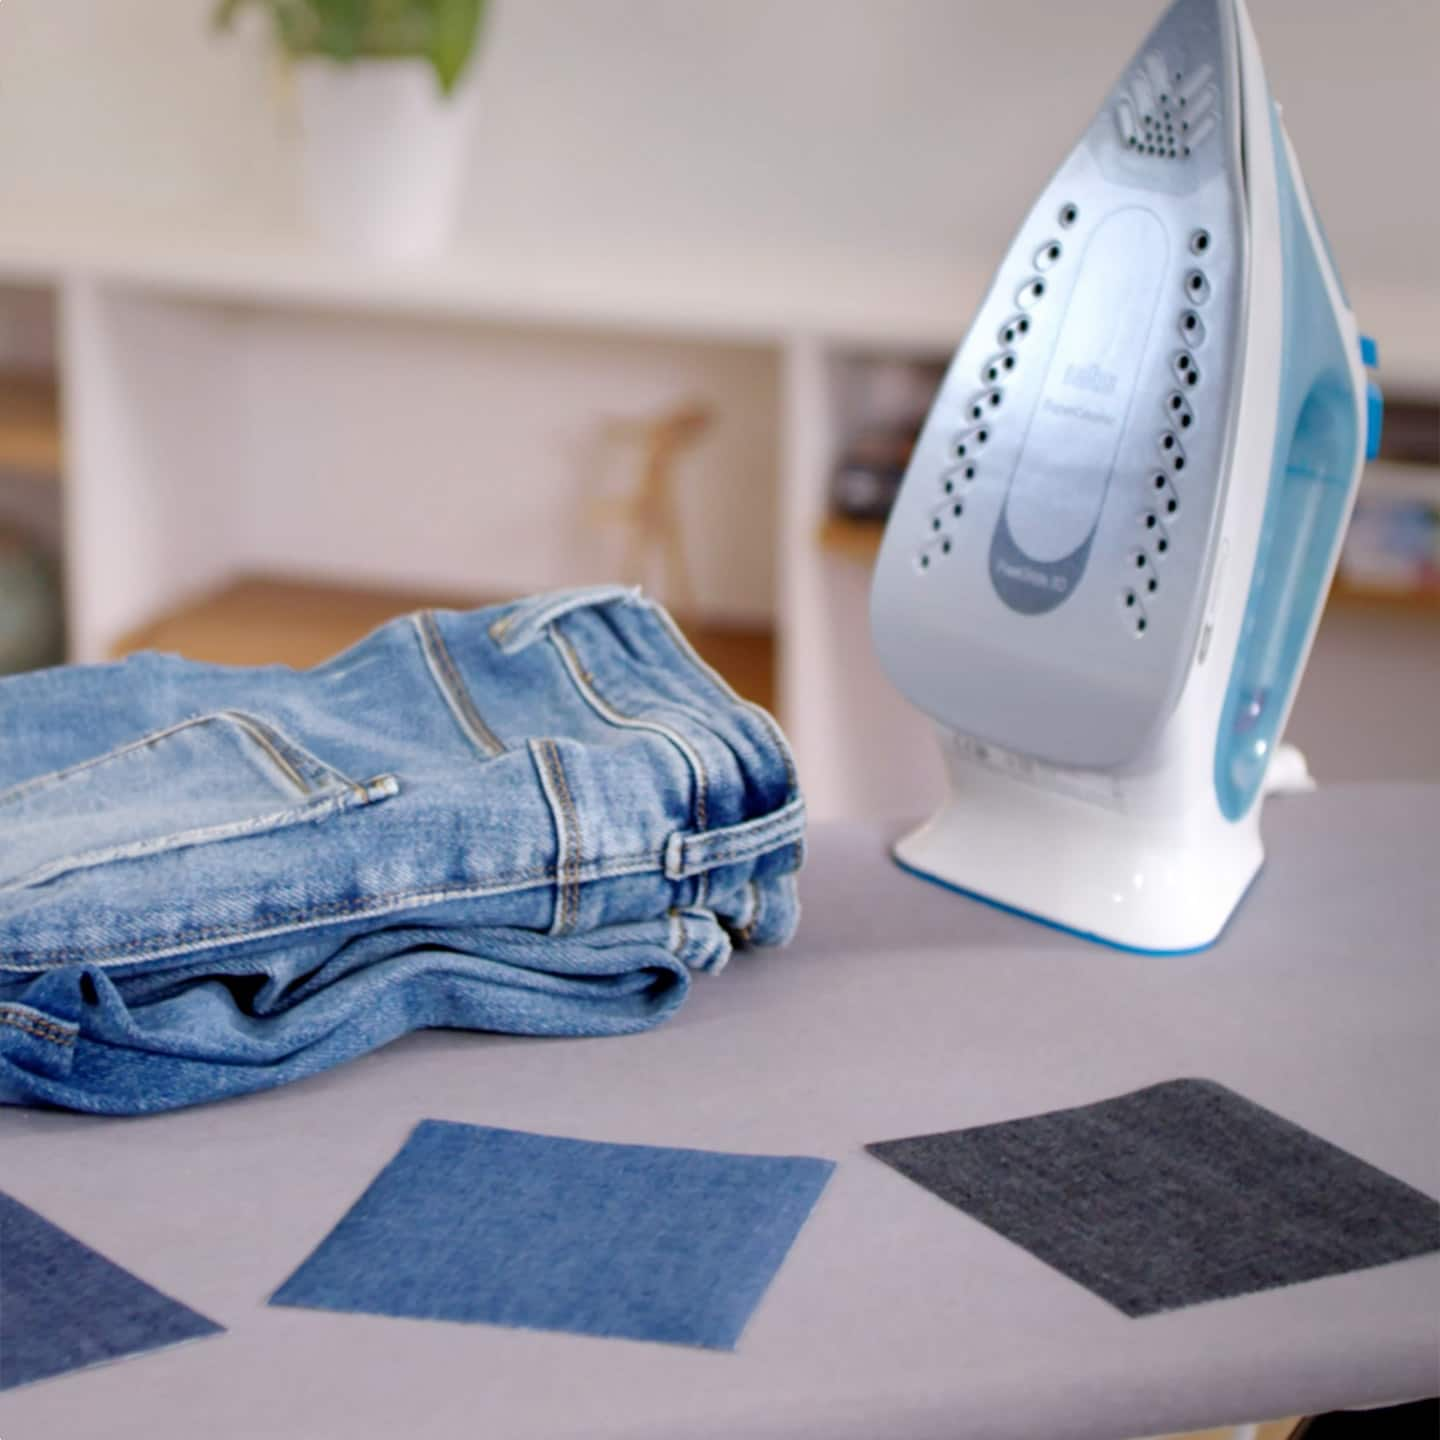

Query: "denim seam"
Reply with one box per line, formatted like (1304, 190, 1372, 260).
(0, 811, 816, 972)
(0, 819, 815, 970)
(0, 842, 707, 970)
(229, 712, 335, 795)
(547, 626, 710, 834)
(413, 612, 505, 759)
(1, 781, 398, 897)
(735, 882, 761, 944)
(531, 739, 582, 936)
(0, 1008, 76, 1047)
(553, 744, 582, 934)
(645, 600, 800, 799)
(231, 714, 388, 803)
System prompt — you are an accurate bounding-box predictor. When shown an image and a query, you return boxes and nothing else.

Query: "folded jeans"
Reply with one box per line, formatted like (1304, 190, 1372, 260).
(0, 586, 805, 1113)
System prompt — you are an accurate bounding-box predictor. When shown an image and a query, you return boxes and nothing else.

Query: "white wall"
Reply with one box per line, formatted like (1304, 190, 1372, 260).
(231, 309, 779, 618)
(0, 0, 1435, 318)
(48, 283, 779, 649)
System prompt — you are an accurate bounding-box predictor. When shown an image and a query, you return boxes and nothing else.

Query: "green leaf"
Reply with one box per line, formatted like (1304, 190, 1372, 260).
(211, 0, 247, 32)
(428, 0, 484, 94)
(274, 0, 323, 55)
(312, 0, 367, 61)
(211, 0, 490, 94)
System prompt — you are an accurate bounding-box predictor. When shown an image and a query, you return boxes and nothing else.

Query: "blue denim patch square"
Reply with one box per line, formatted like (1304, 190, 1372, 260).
(270, 1120, 834, 1350)
(0, 1190, 223, 1391)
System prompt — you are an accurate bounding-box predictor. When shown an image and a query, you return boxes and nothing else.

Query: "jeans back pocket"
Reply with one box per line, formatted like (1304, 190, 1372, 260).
(0, 710, 397, 893)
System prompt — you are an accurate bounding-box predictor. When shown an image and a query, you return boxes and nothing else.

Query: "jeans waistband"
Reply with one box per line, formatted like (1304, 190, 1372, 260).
(436, 585, 801, 833)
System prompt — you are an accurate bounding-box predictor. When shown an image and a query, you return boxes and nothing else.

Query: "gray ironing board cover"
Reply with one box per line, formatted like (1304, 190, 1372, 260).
(1, 783, 1436, 1440)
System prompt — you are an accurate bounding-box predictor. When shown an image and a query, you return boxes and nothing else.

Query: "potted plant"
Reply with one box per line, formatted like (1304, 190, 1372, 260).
(215, 0, 490, 259)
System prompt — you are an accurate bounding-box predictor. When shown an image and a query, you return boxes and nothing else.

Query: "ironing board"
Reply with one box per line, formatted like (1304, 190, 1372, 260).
(2, 781, 1436, 1440)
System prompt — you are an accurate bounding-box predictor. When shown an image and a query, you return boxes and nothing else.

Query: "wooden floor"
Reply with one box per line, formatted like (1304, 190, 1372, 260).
(0, 371, 62, 475)
(116, 576, 777, 712)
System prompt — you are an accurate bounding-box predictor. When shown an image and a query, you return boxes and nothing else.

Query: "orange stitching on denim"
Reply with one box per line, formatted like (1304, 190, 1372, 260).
(548, 625, 710, 832)
(0, 843, 687, 970)
(0, 709, 345, 810)
(537, 739, 582, 933)
(0, 796, 798, 975)
(416, 611, 505, 758)
(0, 816, 804, 970)
(0, 786, 383, 898)
(647, 602, 799, 797)
(734, 882, 761, 945)
(0, 1010, 75, 1047)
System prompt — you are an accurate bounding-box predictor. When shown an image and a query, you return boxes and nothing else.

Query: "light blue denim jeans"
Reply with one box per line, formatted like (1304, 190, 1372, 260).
(0, 586, 805, 1114)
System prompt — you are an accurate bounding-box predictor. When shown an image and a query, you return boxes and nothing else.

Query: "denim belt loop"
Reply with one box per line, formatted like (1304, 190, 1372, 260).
(663, 797, 807, 882)
(488, 585, 643, 654)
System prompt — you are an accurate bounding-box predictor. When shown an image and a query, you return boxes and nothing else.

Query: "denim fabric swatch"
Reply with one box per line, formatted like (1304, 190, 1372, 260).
(270, 1120, 834, 1349)
(868, 1079, 1440, 1317)
(0, 1190, 223, 1391)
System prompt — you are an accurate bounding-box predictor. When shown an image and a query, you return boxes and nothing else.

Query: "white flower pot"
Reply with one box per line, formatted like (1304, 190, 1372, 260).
(295, 59, 477, 261)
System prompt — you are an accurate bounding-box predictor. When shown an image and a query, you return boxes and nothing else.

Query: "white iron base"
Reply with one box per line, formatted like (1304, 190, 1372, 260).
(894, 732, 1274, 953)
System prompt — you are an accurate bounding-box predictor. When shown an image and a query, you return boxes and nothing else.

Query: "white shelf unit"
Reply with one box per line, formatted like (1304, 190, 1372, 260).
(3, 218, 1436, 820)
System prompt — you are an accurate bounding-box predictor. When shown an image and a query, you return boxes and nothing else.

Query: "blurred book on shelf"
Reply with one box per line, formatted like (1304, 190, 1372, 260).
(1374, 396, 1440, 465)
(828, 355, 942, 522)
(0, 368, 65, 674)
(1336, 396, 1440, 610)
(1338, 469, 1438, 601)
(830, 421, 922, 522)
(0, 524, 64, 675)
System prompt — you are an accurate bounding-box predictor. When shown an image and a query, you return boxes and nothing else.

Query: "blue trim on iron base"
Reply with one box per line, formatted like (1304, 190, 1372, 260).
(890, 847, 1259, 956)
(1365, 382, 1384, 461)
(1361, 335, 1383, 460)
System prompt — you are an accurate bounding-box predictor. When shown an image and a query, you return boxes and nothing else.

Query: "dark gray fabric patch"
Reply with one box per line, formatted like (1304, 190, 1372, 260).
(0, 1190, 223, 1390)
(867, 1079, 1440, 1317)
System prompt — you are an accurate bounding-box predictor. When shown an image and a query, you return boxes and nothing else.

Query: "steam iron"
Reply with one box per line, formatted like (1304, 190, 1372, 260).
(870, 0, 1382, 952)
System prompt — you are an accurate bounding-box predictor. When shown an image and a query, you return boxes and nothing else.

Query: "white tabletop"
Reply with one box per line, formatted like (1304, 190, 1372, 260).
(2, 783, 1437, 1440)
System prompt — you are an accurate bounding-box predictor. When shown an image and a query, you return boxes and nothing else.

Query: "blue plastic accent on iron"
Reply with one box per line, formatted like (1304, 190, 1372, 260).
(1366, 381, 1384, 460)
(891, 848, 1254, 956)
(1361, 335, 1384, 460)
(1213, 108, 1363, 822)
